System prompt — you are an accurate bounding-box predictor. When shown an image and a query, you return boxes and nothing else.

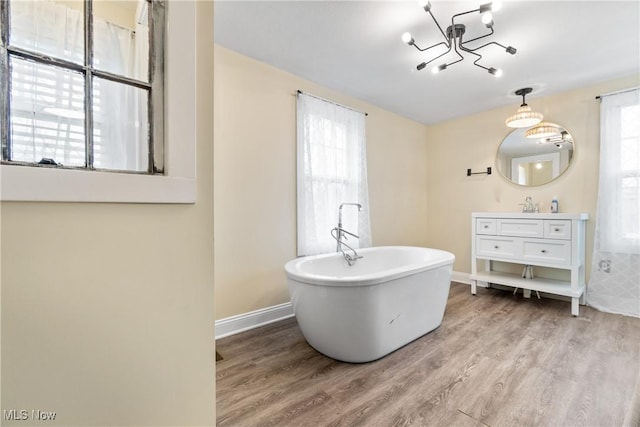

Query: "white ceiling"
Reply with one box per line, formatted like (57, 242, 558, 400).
(214, 1, 640, 125)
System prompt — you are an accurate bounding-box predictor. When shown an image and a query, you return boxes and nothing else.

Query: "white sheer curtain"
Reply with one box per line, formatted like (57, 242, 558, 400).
(296, 93, 372, 256)
(587, 89, 640, 317)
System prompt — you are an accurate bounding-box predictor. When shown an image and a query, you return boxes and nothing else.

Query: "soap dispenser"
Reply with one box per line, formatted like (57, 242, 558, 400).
(551, 196, 559, 213)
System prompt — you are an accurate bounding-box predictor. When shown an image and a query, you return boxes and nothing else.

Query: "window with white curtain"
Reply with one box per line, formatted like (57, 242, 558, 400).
(597, 90, 639, 254)
(1, 0, 164, 174)
(587, 88, 640, 317)
(296, 92, 372, 256)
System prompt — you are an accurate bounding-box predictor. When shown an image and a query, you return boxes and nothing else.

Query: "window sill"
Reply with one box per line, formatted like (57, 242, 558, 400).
(0, 165, 195, 203)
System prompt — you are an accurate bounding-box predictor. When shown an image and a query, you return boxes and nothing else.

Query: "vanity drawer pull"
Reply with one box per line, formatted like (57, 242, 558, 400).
(494, 245, 499, 249)
(541, 249, 547, 253)
(554, 228, 560, 232)
(484, 225, 489, 229)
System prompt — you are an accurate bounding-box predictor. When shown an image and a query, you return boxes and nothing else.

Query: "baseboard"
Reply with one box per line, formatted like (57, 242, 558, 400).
(215, 302, 294, 340)
(451, 271, 472, 285)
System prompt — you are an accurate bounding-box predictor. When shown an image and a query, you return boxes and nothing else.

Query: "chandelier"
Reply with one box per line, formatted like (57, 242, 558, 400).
(402, 0, 516, 76)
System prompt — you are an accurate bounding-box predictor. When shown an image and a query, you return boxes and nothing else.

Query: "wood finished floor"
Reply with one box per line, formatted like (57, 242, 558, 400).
(216, 283, 640, 427)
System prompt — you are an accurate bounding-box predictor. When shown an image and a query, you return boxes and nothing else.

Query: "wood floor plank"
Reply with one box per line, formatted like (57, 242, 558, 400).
(216, 283, 640, 427)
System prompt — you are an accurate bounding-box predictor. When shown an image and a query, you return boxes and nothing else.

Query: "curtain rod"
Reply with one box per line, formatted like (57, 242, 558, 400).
(595, 86, 639, 100)
(297, 90, 368, 116)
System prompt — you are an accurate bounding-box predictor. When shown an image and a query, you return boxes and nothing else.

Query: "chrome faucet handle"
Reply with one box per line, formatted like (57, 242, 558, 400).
(339, 227, 359, 239)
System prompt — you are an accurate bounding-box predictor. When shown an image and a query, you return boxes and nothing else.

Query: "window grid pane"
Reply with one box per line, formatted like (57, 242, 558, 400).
(2, 0, 159, 174)
(9, 0, 84, 65)
(9, 56, 86, 166)
(93, 76, 149, 172)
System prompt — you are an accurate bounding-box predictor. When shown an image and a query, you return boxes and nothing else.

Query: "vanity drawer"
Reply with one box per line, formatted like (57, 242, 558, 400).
(522, 240, 571, 266)
(497, 219, 544, 238)
(544, 220, 572, 240)
(476, 236, 516, 258)
(476, 218, 497, 235)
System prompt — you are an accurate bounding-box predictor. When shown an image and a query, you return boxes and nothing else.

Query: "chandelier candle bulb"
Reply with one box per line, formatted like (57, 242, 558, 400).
(432, 64, 447, 74)
(482, 12, 494, 26)
(418, 0, 432, 12)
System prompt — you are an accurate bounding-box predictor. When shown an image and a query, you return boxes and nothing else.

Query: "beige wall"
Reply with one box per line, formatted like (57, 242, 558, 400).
(1, 2, 215, 426)
(214, 45, 429, 319)
(426, 74, 640, 278)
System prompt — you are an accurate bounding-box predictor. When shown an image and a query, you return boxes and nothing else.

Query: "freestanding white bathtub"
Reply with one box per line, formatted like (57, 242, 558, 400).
(285, 246, 455, 363)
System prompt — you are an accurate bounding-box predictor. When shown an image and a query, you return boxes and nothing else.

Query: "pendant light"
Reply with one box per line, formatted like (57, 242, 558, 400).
(505, 88, 543, 128)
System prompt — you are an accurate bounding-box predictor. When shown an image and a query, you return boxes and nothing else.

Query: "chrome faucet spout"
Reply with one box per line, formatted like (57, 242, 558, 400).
(338, 202, 362, 228)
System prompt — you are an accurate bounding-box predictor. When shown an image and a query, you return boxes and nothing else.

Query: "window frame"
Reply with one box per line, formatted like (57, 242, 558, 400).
(1, 0, 164, 174)
(0, 0, 196, 203)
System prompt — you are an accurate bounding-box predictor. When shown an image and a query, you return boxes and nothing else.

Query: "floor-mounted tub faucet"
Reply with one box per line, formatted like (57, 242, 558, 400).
(337, 202, 362, 250)
(332, 202, 363, 265)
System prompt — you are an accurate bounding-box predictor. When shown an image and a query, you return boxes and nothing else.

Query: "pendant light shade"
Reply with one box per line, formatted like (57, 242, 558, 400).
(505, 104, 543, 128)
(505, 88, 543, 128)
(525, 122, 561, 139)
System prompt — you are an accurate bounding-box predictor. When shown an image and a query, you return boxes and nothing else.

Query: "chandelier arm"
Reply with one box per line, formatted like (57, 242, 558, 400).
(451, 8, 481, 26)
(412, 40, 449, 53)
(463, 40, 508, 52)
(444, 57, 464, 68)
(427, 9, 450, 44)
(417, 44, 453, 70)
(450, 8, 481, 36)
(467, 48, 491, 72)
(450, 34, 466, 63)
(460, 26, 495, 46)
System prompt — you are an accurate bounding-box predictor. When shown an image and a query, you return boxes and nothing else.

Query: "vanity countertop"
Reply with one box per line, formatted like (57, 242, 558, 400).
(472, 212, 589, 220)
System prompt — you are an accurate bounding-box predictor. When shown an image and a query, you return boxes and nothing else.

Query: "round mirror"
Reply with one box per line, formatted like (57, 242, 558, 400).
(496, 124, 574, 186)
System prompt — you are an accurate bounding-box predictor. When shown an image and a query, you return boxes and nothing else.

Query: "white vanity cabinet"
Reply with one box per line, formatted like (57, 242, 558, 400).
(470, 212, 589, 316)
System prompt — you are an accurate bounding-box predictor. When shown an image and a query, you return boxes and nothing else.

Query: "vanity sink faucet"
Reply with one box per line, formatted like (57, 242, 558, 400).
(520, 196, 539, 213)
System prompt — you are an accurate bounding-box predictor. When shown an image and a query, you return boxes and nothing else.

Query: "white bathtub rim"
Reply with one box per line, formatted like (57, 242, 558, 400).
(285, 245, 455, 287)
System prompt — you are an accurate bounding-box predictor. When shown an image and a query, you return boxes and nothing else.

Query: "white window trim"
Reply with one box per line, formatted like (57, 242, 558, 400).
(0, 1, 196, 203)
